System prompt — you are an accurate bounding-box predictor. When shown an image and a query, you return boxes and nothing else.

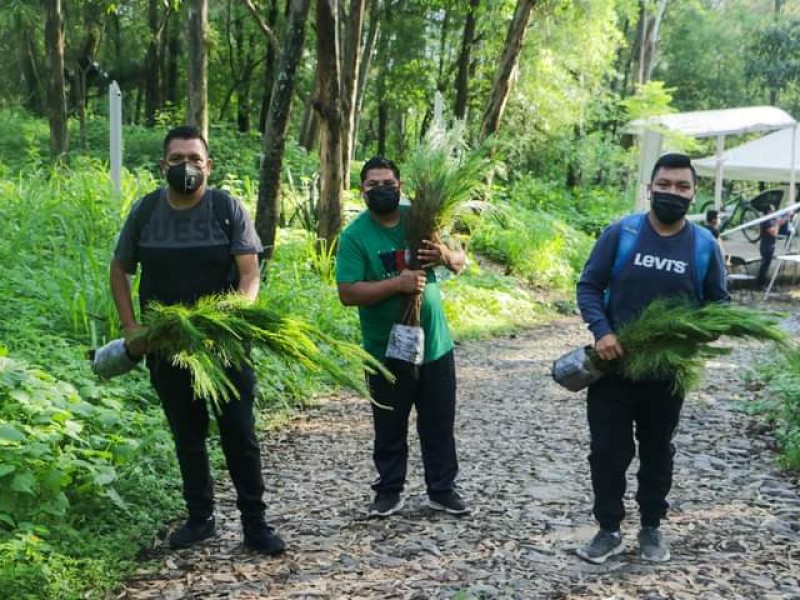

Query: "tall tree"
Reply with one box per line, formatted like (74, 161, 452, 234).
(633, 0, 667, 86)
(314, 0, 344, 248)
(44, 0, 68, 162)
(255, 0, 312, 262)
(340, 0, 367, 185)
(454, 0, 479, 120)
(188, 0, 209, 139)
(144, 0, 165, 126)
(352, 0, 382, 155)
(479, 0, 536, 141)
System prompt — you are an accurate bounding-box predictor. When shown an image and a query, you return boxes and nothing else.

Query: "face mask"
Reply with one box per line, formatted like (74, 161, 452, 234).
(651, 191, 691, 225)
(166, 161, 204, 195)
(366, 185, 400, 214)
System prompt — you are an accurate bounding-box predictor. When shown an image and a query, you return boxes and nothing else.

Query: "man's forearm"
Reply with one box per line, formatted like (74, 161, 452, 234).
(444, 248, 466, 274)
(338, 278, 401, 306)
(109, 260, 138, 330)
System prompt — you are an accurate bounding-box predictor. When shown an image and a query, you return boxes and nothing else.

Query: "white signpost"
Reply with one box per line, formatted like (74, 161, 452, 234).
(109, 81, 122, 193)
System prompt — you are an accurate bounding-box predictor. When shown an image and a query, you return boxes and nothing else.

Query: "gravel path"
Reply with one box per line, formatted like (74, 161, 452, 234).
(123, 317, 800, 600)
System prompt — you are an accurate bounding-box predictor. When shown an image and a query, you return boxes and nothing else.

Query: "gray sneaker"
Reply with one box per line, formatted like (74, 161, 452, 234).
(638, 526, 670, 562)
(576, 529, 624, 564)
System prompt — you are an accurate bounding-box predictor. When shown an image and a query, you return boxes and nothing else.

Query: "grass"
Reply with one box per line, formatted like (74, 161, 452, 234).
(754, 347, 800, 470)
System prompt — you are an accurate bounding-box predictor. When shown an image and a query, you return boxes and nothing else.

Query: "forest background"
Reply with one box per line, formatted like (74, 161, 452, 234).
(2, 0, 800, 597)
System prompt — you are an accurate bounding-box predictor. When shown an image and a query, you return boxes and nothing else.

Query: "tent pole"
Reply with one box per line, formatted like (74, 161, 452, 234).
(714, 134, 725, 210)
(766, 123, 800, 300)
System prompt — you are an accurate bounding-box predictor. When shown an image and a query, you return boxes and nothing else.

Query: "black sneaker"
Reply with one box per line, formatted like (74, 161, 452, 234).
(243, 520, 286, 556)
(638, 526, 670, 562)
(576, 528, 624, 564)
(368, 492, 404, 517)
(429, 490, 470, 515)
(168, 515, 216, 549)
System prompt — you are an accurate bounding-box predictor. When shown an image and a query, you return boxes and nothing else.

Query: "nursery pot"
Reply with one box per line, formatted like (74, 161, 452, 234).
(89, 338, 142, 379)
(551, 345, 604, 392)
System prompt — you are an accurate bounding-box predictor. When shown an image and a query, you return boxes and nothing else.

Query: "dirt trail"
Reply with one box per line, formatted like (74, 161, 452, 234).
(123, 317, 800, 600)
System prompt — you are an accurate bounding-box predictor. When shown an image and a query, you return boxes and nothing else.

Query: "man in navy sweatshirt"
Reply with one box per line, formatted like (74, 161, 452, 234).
(575, 152, 728, 564)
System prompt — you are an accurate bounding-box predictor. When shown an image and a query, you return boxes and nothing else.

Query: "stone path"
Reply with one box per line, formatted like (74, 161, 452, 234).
(123, 317, 800, 600)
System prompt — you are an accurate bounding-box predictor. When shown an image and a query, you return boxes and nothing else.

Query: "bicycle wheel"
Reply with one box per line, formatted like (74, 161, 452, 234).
(740, 206, 761, 243)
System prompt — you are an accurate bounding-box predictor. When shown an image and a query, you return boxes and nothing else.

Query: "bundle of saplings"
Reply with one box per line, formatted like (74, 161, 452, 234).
(590, 299, 788, 395)
(399, 122, 493, 329)
(130, 294, 393, 412)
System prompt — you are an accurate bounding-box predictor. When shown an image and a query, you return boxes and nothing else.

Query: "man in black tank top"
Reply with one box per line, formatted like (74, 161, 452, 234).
(110, 126, 284, 556)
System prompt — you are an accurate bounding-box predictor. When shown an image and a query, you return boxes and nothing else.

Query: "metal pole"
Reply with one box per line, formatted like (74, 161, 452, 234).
(109, 81, 122, 193)
(714, 134, 725, 210)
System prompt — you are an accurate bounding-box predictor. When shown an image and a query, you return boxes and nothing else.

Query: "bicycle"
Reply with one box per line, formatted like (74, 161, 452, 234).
(698, 189, 783, 244)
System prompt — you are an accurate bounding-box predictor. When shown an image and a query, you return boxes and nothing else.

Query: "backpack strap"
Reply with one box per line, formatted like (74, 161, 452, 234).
(209, 189, 235, 241)
(691, 222, 716, 301)
(611, 213, 646, 278)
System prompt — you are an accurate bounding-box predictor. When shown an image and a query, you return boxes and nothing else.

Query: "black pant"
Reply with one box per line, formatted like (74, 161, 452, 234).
(149, 358, 266, 522)
(586, 374, 684, 531)
(367, 350, 458, 496)
(756, 243, 775, 288)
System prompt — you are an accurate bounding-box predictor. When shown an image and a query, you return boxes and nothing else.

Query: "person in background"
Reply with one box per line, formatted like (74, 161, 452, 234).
(756, 202, 791, 289)
(704, 209, 729, 268)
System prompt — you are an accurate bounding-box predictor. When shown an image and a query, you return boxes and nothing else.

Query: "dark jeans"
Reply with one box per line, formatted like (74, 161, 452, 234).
(586, 374, 684, 531)
(756, 243, 775, 288)
(149, 358, 266, 522)
(367, 350, 458, 496)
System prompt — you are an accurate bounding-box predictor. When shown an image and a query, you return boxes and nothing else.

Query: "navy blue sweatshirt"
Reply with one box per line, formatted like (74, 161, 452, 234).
(577, 214, 729, 341)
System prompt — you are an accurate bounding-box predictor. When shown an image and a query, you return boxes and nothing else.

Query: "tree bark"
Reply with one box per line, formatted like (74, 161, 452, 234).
(479, 0, 536, 141)
(21, 26, 45, 115)
(255, 0, 312, 262)
(257, 0, 280, 133)
(188, 0, 209, 140)
(44, 0, 69, 163)
(165, 9, 180, 106)
(144, 0, 163, 126)
(314, 0, 344, 249)
(454, 0, 479, 120)
(340, 0, 367, 187)
(352, 0, 381, 156)
(634, 0, 667, 85)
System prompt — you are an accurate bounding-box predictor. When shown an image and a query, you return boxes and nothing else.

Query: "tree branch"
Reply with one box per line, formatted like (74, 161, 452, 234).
(239, 0, 282, 56)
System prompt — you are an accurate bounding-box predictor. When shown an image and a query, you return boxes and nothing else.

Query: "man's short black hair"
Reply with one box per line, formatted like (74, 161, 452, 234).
(705, 209, 718, 223)
(163, 125, 209, 157)
(360, 156, 400, 182)
(650, 152, 697, 184)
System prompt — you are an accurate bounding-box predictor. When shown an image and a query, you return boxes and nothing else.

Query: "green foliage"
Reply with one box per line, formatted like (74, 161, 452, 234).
(607, 299, 788, 396)
(138, 294, 393, 412)
(746, 18, 800, 104)
(755, 347, 800, 470)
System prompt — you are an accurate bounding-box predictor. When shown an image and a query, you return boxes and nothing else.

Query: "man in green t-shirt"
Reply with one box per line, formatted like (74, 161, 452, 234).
(336, 156, 469, 517)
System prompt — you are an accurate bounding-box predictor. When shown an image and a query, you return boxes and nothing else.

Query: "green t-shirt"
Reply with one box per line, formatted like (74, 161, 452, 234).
(336, 209, 453, 363)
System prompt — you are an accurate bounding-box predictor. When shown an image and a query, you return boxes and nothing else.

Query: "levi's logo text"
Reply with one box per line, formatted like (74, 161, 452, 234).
(378, 249, 409, 276)
(632, 252, 687, 274)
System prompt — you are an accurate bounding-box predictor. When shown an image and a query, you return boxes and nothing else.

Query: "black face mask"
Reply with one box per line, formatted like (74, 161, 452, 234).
(166, 162, 204, 195)
(651, 191, 691, 225)
(366, 186, 400, 214)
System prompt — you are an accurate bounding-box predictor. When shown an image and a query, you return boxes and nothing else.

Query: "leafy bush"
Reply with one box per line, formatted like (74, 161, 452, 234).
(755, 347, 800, 470)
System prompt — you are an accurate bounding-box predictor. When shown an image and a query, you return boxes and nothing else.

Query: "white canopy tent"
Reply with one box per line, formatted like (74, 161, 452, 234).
(629, 106, 797, 211)
(695, 126, 800, 184)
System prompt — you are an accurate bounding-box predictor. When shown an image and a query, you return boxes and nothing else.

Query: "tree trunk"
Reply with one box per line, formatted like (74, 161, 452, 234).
(144, 0, 162, 126)
(454, 0, 479, 120)
(377, 100, 387, 156)
(166, 10, 180, 105)
(635, 0, 667, 85)
(352, 0, 381, 157)
(255, 0, 312, 262)
(188, 0, 209, 140)
(77, 7, 102, 151)
(314, 0, 344, 249)
(340, 0, 367, 187)
(258, 0, 280, 133)
(298, 86, 319, 150)
(44, 0, 68, 163)
(21, 27, 45, 115)
(479, 0, 536, 141)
